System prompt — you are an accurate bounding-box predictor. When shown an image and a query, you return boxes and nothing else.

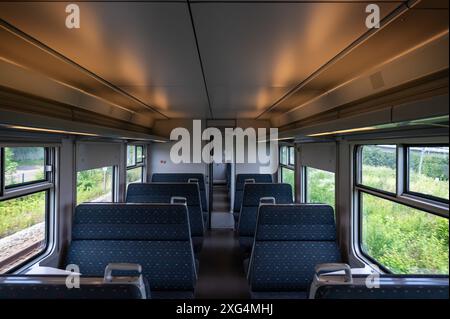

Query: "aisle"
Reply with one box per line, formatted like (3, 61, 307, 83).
(194, 185, 249, 298)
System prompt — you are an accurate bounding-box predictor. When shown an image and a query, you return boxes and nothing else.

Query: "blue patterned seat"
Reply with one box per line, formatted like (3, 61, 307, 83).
(247, 204, 341, 299)
(65, 203, 196, 299)
(233, 174, 273, 213)
(151, 173, 208, 214)
(238, 183, 293, 253)
(312, 274, 449, 299)
(126, 183, 205, 252)
(0, 275, 148, 299)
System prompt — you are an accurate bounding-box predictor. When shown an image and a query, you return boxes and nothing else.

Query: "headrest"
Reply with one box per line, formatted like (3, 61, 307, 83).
(126, 183, 201, 206)
(242, 183, 293, 206)
(236, 174, 272, 190)
(151, 174, 205, 190)
(72, 203, 190, 241)
(255, 204, 336, 241)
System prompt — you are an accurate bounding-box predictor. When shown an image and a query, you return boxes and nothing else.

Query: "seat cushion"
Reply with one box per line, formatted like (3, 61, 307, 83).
(248, 241, 341, 291)
(65, 240, 196, 291)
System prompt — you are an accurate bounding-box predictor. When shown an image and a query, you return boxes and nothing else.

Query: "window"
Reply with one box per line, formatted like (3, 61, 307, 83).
(407, 146, 449, 201)
(281, 167, 295, 194)
(0, 146, 53, 273)
(305, 167, 335, 209)
(5, 147, 46, 188)
(361, 193, 448, 274)
(126, 145, 145, 188)
(279, 145, 295, 199)
(127, 167, 143, 185)
(359, 145, 397, 193)
(77, 167, 114, 205)
(356, 143, 449, 275)
(280, 146, 288, 165)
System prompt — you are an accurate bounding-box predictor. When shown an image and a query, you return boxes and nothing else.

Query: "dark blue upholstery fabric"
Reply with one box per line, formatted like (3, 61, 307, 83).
(151, 173, 207, 212)
(66, 203, 197, 297)
(236, 174, 273, 191)
(0, 276, 147, 299)
(73, 204, 191, 241)
(238, 184, 293, 242)
(65, 240, 196, 291)
(233, 174, 273, 212)
(314, 275, 449, 299)
(248, 204, 341, 296)
(249, 241, 341, 291)
(255, 205, 336, 241)
(242, 184, 293, 206)
(126, 183, 204, 237)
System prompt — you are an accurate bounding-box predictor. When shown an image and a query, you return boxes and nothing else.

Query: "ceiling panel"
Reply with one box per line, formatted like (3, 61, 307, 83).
(192, 2, 399, 118)
(0, 1, 210, 118)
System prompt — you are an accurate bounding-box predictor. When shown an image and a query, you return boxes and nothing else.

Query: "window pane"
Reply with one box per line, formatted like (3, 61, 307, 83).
(409, 146, 449, 200)
(279, 146, 287, 165)
(306, 167, 335, 209)
(5, 147, 46, 187)
(127, 146, 135, 167)
(361, 193, 448, 274)
(361, 145, 397, 193)
(136, 146, 144, 163)
(127, 167, 143, 187)
(289, 147, 295, 165)
(0, 192, 46, 273)
(281, 167, 295, 199)
(77, 167, 113, 205)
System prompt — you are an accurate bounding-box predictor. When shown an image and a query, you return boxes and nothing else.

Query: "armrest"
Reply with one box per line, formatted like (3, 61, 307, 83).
(104, 263, 142, 282)
(103, 263, 148, 299)
(171, 196, 187, 205)
(315, 263, 352, 283)
(309, 263, 352, 299)
(188, 178, 199, 184)
(259, 197, 276, 205)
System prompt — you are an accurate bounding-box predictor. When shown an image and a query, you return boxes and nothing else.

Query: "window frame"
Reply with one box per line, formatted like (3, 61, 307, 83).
(404, 144, 449, 205)
(355, 144, 398, 197)
(354, 142, 449, 274)
(279, 144, 296, 199)
(0, 145, 55, 273)
(303, 166, 336, 208)
(76, 166, 117, 205)
(3, 147, 51, 190)
(126, 145, 146, 186)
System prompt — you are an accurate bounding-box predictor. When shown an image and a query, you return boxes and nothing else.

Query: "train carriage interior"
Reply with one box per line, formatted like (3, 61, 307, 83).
(0, 0, 448, 306)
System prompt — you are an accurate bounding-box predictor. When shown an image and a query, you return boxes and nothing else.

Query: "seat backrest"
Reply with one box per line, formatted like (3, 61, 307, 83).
(238, 183, 293, 238)
(0, 275, 148, 299)
(248, 204, 341, 292)
(151, 173, 207, 212)
(65, 203, 196, 292)
(126, 183, 204, 236)
(234, 174, 273, 212)
(312, 274, 449, 299)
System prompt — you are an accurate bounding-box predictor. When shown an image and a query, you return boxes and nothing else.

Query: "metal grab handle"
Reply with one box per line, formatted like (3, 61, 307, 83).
(104, 263, 142, 282)
(244, 178, 256, 184)
(315, 263, 353, 283)
(259, 197, 276, 205)
(171, 196, 187, 205)
(188, 178, 199, 184)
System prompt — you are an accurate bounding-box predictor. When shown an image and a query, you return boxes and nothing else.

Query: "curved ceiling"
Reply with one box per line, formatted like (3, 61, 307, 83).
(0, 0, 447, 124)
